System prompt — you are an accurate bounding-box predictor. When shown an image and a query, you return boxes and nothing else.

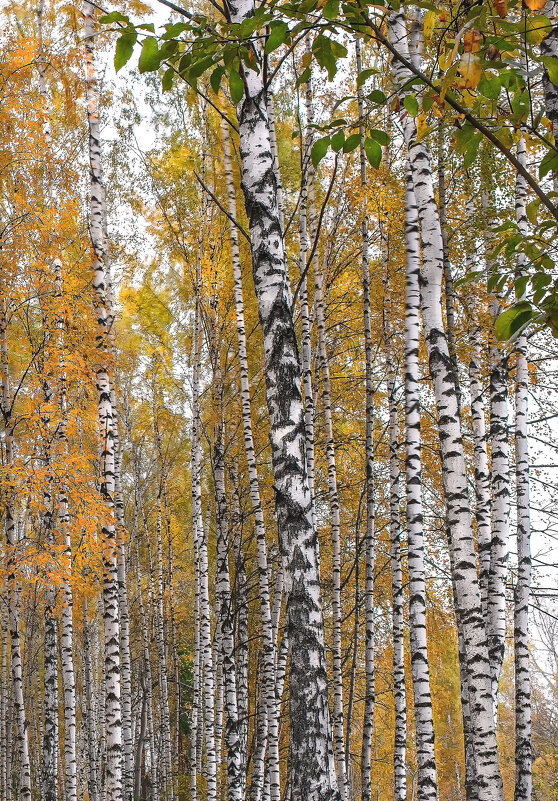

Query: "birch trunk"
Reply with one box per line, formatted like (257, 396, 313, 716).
(43, 584, 58, 801)
(487, 311, 510, 713)
(190, 145, 206, 801)
(82, 601, 99, 801)
(56, 258, 78, 801)
(83, 3, 122, 796)
(356, 36, 375, 801)
(0, 599, 8, 801)
(299, 57, 317, 529)
(314, 245, 348, 799)
(154, 494, 172, 798)
(135, 537, 158, 801)
(388, 10, 503, 800)
(1, 295, 32, 801)
(227, 4, 339, 794)
(191, 245, 217, 801)
(542, 2, 558, 191)
(468, 318, 491, 623)
(385, 313, 407, 801)
(213, 388, 244, 801)
(403, 167, 437, 801)
(437, 123, 459, 406)
(482, 191, 510, 712)
(513, 135, 532, 801)
(221, 119, 280, 801)
(191, 511, 201, 801)
(230, 474, 249, 797)
(36, 9, 76, 798)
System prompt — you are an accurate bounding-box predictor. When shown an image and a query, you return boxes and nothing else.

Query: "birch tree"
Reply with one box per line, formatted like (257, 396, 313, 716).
(83, 3, 123, 795)
(388, 9, 503, 799)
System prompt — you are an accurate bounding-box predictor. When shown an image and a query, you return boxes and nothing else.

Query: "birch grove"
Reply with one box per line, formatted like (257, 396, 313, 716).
(0, 1, 557, 800)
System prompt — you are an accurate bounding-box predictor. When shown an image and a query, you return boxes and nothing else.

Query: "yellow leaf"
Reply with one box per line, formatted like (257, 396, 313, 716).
(459, 52, 482, 89)
(439, 47, 454, 72)
(424, 10, 438, 39)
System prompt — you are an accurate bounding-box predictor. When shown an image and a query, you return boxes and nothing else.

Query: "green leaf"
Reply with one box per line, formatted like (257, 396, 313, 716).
(331, 131, 345, 152)
(357, 67, 378, 87)
(99, 11, 130, 23)
(367, 89, 387, 105)
(311, 136, 331, 167)
(454, 123, 476, 153)
(137, 23, 156, 32)
(495, 302, 534, 341)
(162, 67, 174, 92)
(364, 137, 382, 168)
(496, 126, 514, 149)
(162, 22, 189, 39)
(189, 55, 215, 80)
(158, 40, 178, 60)
(487, 273, 499, 293)
(138, 37, 160, 74)
(265, 21, 289, 53)
(229, 69, 245, 104)
(478, 72, 501, 100)
(539, 148, 558, 179)
(343, 133, 361, 153)
(323, 0, 340, 20)
(515, 275, 529, 300)
(526, 198, 541, 225)
(210, 65, 225, 95)
(542, 56, 558, 87)
(178, 53, 191, 74)
(463, 133, 481, 170)
(369, 128, 389, 146)
(403, 95, 419, 117)
(115, 33, 136, 73)
(295, 67, 311, 88)
(313, 35, 347, 81)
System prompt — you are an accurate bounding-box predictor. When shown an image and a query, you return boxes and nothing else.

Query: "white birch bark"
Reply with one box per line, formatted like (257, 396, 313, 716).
(314, 246, 348, 800)
(299, 57, 317, 530)
(82, 601, 99, 801)
(152, 400, 172, 800)
(388, 10, 503, 800)
(513, 135, 532, 801)
(154, 494, 173, 798)
(484, 185, 510, 712)
(403, 167, 437, 801)
(542, 2, 558, 191)
(56, 259, 78, 801)
(36, 14, 59, 796)
(385, 311, 407, 801)
(468, 317, 491, 624)
(356, 37, 375, 801)
(190, 155, 205, 801)
(227, 3, 339, 794)
(230, 472, 249, 797)
(190, 219, 217, 801)
(36, 9, 77, 797)
(213, 392, 243, 801)
(221, 119, 280, 801)
(83, 3, 122, 796)
(191, 507, 201, 801)
(1, 296, 32, 801)
(0, 599, 8, 801)
(266, 93, 284, 232)
(134, 536, 158, 801)
(487, 307, 510, 713)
